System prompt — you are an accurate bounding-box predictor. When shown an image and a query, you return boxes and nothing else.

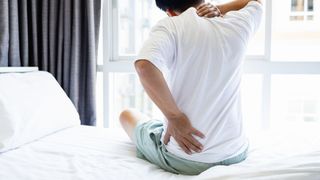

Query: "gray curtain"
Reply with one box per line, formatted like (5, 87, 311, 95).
(0, 0, 101, 126)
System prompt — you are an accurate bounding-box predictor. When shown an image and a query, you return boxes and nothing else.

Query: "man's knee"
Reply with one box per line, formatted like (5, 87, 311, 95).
(119, 109, 133, 123)
(119, 108, 141, 126)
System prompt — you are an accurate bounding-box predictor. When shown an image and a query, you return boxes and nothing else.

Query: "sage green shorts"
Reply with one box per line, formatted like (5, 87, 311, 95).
(133, 119, 248, 175)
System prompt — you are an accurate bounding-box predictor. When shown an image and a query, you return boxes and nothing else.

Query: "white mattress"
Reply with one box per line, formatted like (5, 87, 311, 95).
(0, 124, 320, 180)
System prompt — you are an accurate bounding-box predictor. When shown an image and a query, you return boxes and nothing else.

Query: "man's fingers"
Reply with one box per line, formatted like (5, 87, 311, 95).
(197, 3, 213, 12)
(197, 6, 208, 13)
(197, 3, 211, 14)
(197, 3, 207, 10)
(198, 7, 215, 17)
(192, 128, 205, 139)
(182, 138, 202, 153)
(196, 3, 210, 10)
(205, 11, 221, 18)
(204, 12, 215, 18)
(197, 7, 211, 16)
(176, 138, 192, 155)
(186, 134, 203, 151)
(163, 132, 171, 145)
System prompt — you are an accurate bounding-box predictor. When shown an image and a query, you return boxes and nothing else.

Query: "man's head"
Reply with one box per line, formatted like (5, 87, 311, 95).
(155, 0, 204, 16)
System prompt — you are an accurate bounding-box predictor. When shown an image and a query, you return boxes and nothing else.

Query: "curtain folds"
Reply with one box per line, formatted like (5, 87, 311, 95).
(0, 0, 101, 125)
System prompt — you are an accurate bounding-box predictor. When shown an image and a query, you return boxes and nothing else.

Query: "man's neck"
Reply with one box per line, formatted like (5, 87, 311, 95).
(170, 1, 205, 16)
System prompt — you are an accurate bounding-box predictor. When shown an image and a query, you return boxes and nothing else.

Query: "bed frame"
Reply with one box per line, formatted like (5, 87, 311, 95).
(0, 67, 39, 73)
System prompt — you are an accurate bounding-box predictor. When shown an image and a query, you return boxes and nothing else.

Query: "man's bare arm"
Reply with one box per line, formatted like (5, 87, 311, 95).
(135, 60, 205, 154)
(217, 0, 262, 15)
(197, 0, 262, 17)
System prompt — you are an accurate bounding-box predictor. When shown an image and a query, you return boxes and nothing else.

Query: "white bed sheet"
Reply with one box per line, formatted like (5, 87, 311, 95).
(0, 125, 320, 180)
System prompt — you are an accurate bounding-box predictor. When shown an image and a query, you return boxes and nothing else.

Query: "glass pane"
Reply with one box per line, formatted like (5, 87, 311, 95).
(96, 72, 104, 127)
(307, 15, 314, 20)
(308, 0, 314, 11)
(272, 0, 320, 61)
(118, 0, 165, 56)
(290, 16, 304, 21)
(109, 73, 263, 129)
(117, 0, 265, 57)
(291, 0, 304, 12)
(97, 15, 104, 65)
(271, 75, 320, 127)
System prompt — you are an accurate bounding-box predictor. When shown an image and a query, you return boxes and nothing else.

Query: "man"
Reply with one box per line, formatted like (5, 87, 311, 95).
(119, 0, 263, 175)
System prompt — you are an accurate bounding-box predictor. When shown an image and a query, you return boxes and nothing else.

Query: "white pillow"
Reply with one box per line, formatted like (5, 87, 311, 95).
(0, 71, 80, 152)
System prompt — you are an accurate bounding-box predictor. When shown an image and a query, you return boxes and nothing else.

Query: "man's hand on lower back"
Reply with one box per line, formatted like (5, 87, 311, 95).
(163, 113, 205, 155)
(135, 60, 205, 154)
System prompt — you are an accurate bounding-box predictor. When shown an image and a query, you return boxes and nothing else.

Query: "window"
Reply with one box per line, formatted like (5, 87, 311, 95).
(97, 0, 320, 129)
(290, 0, 314, 21)
(271, 75, 320, 127)
(272, 0, 320, 61)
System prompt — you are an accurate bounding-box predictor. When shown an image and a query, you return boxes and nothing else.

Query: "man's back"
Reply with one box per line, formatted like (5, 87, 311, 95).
(138, 1, 263, 163)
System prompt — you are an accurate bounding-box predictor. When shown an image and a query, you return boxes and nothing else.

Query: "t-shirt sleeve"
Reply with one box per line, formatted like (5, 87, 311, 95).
(223, 1, 263, 42)
(135, 19, 175, 74)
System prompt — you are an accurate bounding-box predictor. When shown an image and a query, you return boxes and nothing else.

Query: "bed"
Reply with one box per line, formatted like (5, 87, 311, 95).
(0, 68, 320, 180)
(0, 125, 320, 180)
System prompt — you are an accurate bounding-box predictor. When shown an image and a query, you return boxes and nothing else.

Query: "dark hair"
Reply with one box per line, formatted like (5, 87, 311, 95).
(155, 0, 203, 12)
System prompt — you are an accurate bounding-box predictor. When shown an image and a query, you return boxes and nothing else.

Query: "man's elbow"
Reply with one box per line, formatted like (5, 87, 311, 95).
(246, 0, 262, 5)
(135, 60, 153, 76)
(254, 0, 262, 4)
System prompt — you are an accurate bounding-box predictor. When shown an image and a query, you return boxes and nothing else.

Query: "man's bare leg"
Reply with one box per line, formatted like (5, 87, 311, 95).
(119, 108, 149, 141)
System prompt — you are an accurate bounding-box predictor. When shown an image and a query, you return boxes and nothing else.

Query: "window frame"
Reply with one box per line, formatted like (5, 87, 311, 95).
(98, 0, 320, 128)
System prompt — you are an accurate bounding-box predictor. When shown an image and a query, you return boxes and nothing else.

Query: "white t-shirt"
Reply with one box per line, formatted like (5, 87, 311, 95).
(136, 1, 263, 163)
